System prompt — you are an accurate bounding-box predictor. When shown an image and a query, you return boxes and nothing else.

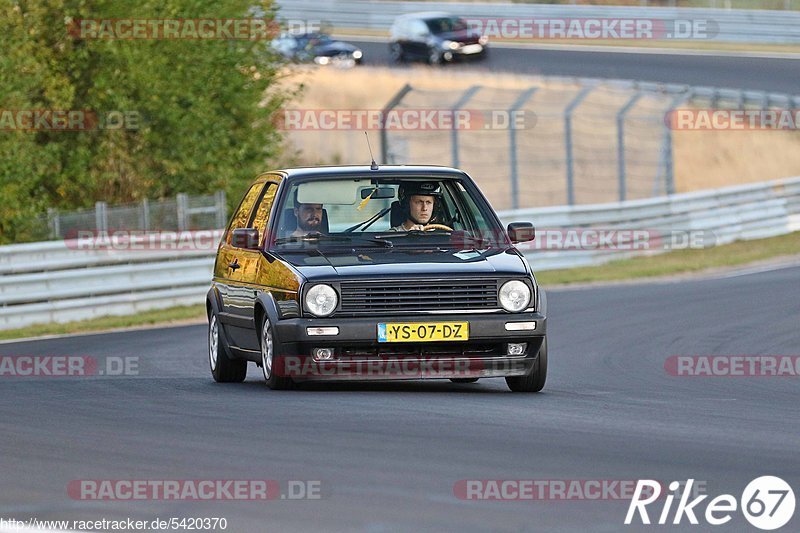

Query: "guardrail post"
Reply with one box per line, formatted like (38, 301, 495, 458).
(508, 87, 538, 210)
(616, 91, 643, 202)
(141, 199, 150, 231)
(95, 202, 108, 233)
(215, 190, 227, 228)
(177, 193, 188, 232)
(380, 83, 413, 164)
(564, 85, 594, 206)
(450, 86, 481, 168)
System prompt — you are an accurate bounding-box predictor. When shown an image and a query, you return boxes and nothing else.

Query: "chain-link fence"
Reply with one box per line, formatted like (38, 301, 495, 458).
(380, 79, 800, 211)
(45, 192, 228, 239)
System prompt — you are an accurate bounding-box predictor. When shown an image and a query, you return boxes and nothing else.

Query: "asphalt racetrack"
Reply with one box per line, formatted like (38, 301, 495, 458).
(352, 40, 800, 94)
(1, 265, 798, 531)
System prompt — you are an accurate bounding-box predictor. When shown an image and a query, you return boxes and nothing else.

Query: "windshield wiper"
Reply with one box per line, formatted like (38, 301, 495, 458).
(343, 206, 392, 233)
(274, 233, 393, 248)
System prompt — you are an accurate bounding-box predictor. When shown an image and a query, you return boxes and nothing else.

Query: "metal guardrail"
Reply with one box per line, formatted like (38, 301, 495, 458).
(1, 178, 798, 330)
(275, 0, 800, 44)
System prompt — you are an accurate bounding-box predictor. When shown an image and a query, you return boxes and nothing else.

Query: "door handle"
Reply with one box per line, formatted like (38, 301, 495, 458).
(228, 259, 240, 271)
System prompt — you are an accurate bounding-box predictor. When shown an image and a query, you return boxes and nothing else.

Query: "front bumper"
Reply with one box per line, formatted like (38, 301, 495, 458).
(272, 311, 545, 380)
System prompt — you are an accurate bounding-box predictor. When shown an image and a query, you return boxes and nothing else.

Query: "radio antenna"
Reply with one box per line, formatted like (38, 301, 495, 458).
(365, 132, 378, 170)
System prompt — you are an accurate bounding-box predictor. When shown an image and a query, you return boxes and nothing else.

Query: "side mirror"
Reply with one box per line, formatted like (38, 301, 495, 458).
(507, 222, 535, 244)
(231, 228, 260, 250)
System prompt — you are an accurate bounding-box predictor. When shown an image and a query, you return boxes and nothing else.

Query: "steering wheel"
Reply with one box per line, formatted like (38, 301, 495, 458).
(424, 223, 454, 232)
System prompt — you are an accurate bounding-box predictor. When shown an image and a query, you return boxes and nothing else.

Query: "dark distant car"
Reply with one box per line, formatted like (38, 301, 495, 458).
(207, 165, 546, 392)
(272, 32, 363, 66)
(389, 12, 488, 64)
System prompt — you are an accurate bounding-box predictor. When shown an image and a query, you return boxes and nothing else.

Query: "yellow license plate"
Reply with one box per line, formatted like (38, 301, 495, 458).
(377, 322, 469, 343)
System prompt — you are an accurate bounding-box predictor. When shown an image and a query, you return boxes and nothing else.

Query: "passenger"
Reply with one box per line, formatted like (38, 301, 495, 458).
(292, 202, 324, 237)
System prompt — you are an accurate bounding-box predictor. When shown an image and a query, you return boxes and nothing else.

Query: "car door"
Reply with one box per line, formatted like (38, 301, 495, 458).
(215, 181, 264, 349)
(222, 181, 279, 351)
(408, 19, 431, 59)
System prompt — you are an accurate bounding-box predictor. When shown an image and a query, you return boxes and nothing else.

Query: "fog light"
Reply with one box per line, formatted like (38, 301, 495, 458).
(307, 326, 339, 336)
(507, 343, 527, 356)
(312, 348, 335, 361)
(505, 321, 536, 331)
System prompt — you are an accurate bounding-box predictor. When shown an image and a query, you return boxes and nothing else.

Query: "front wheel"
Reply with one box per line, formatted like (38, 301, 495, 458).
(506, 337, 547, 393)
(208, 312, 247, 383)
(261, 315, 294, 390)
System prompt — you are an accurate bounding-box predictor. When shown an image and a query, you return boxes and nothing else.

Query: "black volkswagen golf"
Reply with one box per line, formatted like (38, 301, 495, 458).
(207, 165, 547, 392)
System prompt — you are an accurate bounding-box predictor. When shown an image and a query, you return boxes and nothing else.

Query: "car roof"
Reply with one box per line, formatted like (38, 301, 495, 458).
(271, 165, 470, 181)
(395, 12, 454, 22)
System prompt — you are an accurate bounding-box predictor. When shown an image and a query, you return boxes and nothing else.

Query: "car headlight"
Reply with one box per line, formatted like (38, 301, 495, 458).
(305, 284, 338, 317)
(499, 280, 531, 313)
(442, 40, 460, 50)
(352, 50, 362, 59)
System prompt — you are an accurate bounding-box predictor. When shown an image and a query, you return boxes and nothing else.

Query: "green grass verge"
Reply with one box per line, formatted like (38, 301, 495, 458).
(536, 231, 800, 285)
(0, 305, 206, 342)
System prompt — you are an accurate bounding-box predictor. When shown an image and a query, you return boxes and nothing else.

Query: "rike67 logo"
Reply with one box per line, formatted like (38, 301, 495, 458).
(625, 477, 795, 530)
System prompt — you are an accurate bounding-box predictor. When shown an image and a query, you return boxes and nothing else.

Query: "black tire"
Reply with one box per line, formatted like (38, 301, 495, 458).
(389, 43, 404, 63)
(208, 312, 247, 383)
(506, 337, 547, 393)
(428, 47, 442, 65)
(450, 378, 479, 383)
(260, 315, 294, 390)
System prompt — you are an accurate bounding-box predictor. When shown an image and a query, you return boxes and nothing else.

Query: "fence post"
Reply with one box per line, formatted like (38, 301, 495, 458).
(141, 199, 150, 231)
(177, 193, 188, 232)
(95, 201, 108, 233)
(47, 208, 60, 239)
(662, 90, 693, 196)
(215, 190, 227, 228)
(380, 83, 413, 164)
(616, 91, 643, 202)
(564, 85, 594, 206)
(508, 87, 538, 210)
(450, 85, 481, 168)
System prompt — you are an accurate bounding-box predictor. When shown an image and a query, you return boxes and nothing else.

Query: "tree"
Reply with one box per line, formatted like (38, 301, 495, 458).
(0, 0, 287, 243)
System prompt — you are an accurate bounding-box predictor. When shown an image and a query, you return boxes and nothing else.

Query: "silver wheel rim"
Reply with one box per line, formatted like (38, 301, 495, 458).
(261, 321, 274, 380)
(208, 315, 218, 371)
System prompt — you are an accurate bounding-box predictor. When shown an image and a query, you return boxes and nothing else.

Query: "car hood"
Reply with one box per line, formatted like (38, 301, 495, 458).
(274, 246, 528, 281)
(435, 30, 481, 44)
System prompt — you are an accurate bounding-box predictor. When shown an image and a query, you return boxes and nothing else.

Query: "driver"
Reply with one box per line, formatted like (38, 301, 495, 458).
(391, 182, 441, 231)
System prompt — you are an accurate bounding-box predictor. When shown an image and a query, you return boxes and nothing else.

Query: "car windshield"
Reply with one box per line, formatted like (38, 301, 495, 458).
(270, 176, 507, 250)
(425, 17, 468, 35)
(295, 33, 333, 47)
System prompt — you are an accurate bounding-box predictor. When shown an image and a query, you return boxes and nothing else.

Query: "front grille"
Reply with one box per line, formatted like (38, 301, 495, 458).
(339, 343, 503, 359)
(338, 279, 499, 315)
